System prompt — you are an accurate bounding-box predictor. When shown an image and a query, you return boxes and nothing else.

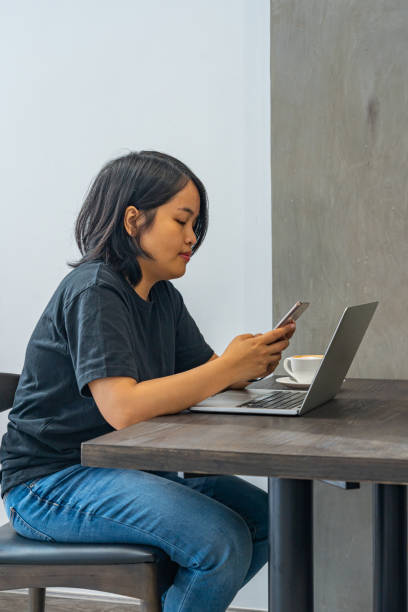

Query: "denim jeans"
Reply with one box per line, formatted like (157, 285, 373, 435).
(3, 465, 268, 611)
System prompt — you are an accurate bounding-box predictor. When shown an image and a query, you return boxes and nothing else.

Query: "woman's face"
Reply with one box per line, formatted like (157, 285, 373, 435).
(125, 179, 200, 283)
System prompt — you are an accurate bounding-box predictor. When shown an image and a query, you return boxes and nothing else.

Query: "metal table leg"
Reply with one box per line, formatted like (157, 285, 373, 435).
(373, 483, 407, 612)
(268, 477, 313, 612)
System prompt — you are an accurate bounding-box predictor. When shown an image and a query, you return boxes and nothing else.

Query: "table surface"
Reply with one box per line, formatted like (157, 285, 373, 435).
(81, 377, 408, 484)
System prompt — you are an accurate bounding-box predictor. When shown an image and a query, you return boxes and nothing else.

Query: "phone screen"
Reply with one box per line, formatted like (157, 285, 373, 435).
(274, 301, 310, 329)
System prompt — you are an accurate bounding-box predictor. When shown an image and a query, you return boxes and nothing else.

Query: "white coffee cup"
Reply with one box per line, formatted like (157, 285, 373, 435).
(283, 354, 324, 384)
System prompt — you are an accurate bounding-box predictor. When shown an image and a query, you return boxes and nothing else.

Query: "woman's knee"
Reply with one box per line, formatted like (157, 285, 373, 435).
(208, 475, 269, 542)
(192, 509, 253, 576)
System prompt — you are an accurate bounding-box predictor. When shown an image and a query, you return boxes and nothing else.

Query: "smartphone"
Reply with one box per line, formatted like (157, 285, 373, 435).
(274, 301, 310, 329)
(248, 301, 310, 382)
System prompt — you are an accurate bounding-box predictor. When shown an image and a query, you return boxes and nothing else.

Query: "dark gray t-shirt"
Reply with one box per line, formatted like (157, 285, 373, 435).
(0, 261, 213, 498)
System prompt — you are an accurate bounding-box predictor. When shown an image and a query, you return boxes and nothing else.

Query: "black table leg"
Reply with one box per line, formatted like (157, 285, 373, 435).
(268, 477, 313, 612)
(373, 483, 407, 612)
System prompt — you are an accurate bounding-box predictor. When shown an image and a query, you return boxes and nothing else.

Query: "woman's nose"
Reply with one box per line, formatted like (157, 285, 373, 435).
(188, 230, 198, 247)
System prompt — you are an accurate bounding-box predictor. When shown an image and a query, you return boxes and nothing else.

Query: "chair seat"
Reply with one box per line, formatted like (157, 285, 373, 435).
(0, 523, 169, 565)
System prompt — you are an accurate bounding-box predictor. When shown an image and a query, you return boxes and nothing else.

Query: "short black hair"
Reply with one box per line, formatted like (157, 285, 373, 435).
(68, 150, 209, 286)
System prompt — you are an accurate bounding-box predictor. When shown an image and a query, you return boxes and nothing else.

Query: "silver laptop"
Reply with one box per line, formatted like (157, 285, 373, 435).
(189, 302, 378, 417)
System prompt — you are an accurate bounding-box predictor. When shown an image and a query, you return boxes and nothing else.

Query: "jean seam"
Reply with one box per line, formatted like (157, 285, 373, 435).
(10, 507, 55, 542)
(24, 486, 199, 563)
(178, 567, 200, 611)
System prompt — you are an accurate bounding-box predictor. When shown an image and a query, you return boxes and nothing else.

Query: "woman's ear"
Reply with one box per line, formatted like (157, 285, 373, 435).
(124, 206, 141, 237)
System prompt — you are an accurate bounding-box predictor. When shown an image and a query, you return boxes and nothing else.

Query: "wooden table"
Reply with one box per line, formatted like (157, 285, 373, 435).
(81, 377, 408, 612)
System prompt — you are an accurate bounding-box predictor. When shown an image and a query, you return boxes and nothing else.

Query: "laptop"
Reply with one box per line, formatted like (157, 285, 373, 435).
(189, 301, 378, 417)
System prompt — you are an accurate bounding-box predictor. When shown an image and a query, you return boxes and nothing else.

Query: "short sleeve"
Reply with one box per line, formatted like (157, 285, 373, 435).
(174, 291, 214, 373)
(63, 285, 140, 397)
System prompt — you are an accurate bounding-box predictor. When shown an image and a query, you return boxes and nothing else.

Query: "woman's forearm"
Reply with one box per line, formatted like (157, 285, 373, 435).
(119, 357, 236, 428)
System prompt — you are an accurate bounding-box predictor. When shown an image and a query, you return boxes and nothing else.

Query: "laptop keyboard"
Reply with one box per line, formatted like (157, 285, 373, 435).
(238, 390, 306, 410)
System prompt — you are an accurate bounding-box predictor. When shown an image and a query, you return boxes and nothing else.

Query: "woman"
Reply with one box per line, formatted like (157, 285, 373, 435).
(0, 150, 295, 611)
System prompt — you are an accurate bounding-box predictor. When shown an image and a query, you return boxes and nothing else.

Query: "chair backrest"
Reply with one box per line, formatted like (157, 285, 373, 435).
(0, 373, 19, 413)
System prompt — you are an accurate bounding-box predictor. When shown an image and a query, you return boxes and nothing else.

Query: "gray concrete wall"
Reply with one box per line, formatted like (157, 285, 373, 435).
(270, 1, 408, 610)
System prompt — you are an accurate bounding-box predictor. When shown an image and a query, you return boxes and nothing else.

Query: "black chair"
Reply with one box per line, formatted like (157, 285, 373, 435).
(0, 372, 177, 611)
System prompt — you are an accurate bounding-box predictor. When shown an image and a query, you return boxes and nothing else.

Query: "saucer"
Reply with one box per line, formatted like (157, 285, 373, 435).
(276, 376, 310, 390)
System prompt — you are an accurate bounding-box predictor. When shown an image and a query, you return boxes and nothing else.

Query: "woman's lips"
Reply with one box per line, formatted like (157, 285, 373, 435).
(179, 254, 191, 262)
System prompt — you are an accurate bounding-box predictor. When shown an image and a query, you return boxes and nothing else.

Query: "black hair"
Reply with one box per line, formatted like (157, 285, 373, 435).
(68, 150, 209, 286)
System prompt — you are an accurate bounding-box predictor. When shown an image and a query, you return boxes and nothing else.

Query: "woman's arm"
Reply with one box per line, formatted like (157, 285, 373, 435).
(207, 353, 250, 390)
(88, 356, 236, 430)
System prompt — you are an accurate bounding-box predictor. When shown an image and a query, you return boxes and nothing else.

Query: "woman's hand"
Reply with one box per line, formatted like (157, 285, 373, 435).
(228, 380, 253, 390)
(283, 317, 296, 340)
(226, 319, 296, 389)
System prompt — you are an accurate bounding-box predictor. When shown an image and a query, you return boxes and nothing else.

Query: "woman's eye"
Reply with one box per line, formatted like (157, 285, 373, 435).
(176, 220, 186, 225)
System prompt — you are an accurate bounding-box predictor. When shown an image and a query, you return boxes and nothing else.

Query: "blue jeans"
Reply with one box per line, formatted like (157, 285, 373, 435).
(3, 465, 268, 611)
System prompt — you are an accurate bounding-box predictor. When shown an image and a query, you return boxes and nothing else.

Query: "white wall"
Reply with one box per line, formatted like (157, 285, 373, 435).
(0, 0, 271, 608)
